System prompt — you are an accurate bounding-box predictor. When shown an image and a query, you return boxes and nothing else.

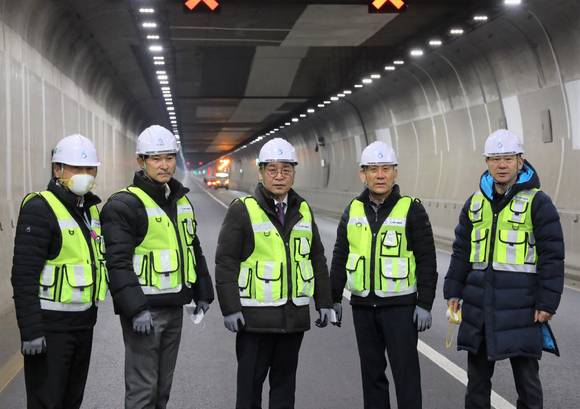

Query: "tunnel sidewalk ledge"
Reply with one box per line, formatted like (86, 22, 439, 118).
(0, 352, 23, 394)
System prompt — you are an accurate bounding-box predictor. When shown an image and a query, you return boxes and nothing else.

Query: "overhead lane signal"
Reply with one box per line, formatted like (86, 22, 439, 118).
(184, 0, 221, 13)
(369, 0, 407, 13)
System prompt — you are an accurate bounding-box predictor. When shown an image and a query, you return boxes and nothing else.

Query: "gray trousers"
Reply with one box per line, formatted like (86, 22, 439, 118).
(120, 306, 183, 409)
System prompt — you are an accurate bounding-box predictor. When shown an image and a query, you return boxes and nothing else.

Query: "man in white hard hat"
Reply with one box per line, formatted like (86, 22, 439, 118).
(101, 125, 214, 409)
(330, 141, 437, 409)
(444, 129, 564, 409)
(215, 137, 333, 409)
(11, 134, 107, 409)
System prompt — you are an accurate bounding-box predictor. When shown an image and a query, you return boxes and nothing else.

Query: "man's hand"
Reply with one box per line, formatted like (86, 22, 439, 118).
(331, 303, 342, 327)
(534, 310, 553, 323)
(315, 308, 331, 328)
(447, 298, 461, 313)
(413, 306, 432, 332)
(194, 300, 210, 315)
(224, 311, 245, 332)
(22, 336, 46, 355)
(132, 310, 153, 335)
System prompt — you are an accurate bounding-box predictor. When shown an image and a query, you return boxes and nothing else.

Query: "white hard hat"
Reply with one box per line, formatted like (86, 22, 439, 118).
(483, 129, 524, 157)
(52, 134, 100, 166)
(136, 125, 179, 156)
(258, 138, 298, 165)
(360, 141, 397, 167)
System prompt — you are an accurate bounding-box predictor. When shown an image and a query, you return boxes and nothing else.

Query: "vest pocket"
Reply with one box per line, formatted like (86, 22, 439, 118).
(185, 247, 197, 284)
(149, 250, 180, 290)
(181, 218, 196, 246)
(469, 199, 484, 222)
(497, 230, 528, 265)
(294, 237, 311, 260)
(346, 253, 366, 292)
(39, 265, 59, 301)
(295, 260, 314, 297)
(254, 261, 283, 302)
(62, 264, 94, 303)
(239, 267, 251, 298)
(379, 258, 409, 293)
(470, 228, 489, 263)
(380, 231, 402, 257)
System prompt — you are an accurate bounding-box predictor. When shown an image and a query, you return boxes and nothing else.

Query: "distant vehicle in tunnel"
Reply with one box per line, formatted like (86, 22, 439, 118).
(214, 172, 229, 190)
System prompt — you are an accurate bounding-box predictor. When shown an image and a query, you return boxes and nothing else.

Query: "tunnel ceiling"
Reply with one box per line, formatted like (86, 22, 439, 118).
(61, 0, 507, 167)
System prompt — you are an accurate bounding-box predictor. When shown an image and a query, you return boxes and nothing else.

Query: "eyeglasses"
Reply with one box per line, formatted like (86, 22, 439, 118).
(264, 166, 294, 178)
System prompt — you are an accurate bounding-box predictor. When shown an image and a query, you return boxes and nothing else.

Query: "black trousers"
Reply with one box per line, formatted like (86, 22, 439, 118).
(23, 329, 94, 409)
(466, 341, 542, 409)
(235, 331, 304, 409)
(352, 305, 421, 409)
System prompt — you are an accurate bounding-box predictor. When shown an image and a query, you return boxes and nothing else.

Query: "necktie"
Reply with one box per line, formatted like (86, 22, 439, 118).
(275, 202, 285, 225)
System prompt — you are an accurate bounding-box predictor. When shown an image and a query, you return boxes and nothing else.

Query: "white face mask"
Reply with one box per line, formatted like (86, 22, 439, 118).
(68, 174, 95, 196)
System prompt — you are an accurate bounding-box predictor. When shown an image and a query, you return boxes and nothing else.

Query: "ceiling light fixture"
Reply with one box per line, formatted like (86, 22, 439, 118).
(343, 90, 352, 94)
(429, 40, 442, 46)
(139, 8, 155, 13)
(153, 56, 164, 60)
(337, 93, 345, 97)
(307, 109, 315, 113)
(394, 60, 404, 65)
(370, 74, 381, 79)
(450, 29, 464, 35)
(318, 104, 325, 108)
(410, 49, 423, 56)
(330, 96, 339, 101)
(474, 15, 488, 20)
(154, 61, 164, 65)
(285, 122, 291, 126)
(505, 0, 521, 4)
(158, 75, 168, 80)
(292, 118, 299, 122)
(362, 78, 372, 84)
(143, 22, 156, 28)
(159, 81, 168, 84)
(324, 100, 331, 104)
(157, 71, 166, 75)
(147, 35, 159, 40)
(385, 66, 395, 71)
(149, 46, 162, 52)
(354, 84, 363, 88)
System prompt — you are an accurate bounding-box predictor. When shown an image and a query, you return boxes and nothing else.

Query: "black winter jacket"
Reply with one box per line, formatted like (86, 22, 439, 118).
(101, 171, 214, 318)
(11, 178, 101, 341)
(444, 160, 564, 360)
(330, 185, 438, 310)
(215, 183, 333, 333)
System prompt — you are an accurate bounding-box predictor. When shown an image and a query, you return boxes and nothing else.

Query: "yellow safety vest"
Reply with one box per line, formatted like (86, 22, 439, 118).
(122, 187, 197, 295)
(23, 191, 107, 312)
(469, 189, 538, 273)
(238, 197, 314, 307)
(345, 197, 417, 298)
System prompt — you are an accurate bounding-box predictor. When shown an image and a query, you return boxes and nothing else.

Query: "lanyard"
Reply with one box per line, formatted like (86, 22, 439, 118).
(81, 210, 99, 240)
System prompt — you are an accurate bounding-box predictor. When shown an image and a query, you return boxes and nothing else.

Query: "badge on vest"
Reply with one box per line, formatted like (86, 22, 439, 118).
(385, 217, 406, 227)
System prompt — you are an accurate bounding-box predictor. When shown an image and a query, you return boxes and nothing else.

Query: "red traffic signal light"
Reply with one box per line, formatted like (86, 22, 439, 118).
(198, 162, 203, 165)
(186, 162, 190, 166)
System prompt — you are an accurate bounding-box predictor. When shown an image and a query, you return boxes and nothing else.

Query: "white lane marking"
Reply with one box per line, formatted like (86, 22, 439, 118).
(342, 290, 515, 409)
(191, 178, 229, 210)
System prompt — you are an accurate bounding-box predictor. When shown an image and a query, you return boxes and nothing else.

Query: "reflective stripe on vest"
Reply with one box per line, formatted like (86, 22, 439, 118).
(468, 189, 538, 273)
(238, 197, 314, 307)
(123, 187, 197, 295)
(345, 197, 417, 298)
(23, 191, 107, 312)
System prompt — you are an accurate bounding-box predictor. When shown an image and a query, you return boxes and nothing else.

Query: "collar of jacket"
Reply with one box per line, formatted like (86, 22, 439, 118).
(132, 170, 190, 205)
(47, 177, 101, 209)
(357, 184, 401, 209)
(478, 159, 540, 206)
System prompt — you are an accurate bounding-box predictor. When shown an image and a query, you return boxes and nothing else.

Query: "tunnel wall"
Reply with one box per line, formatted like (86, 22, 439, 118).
(0, 1, 146, 319)
(226, 1, 580, 273)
